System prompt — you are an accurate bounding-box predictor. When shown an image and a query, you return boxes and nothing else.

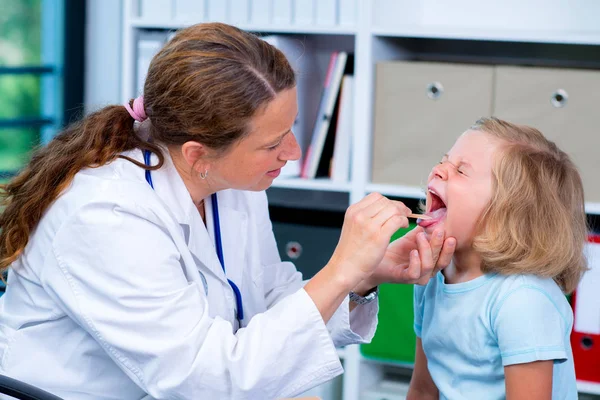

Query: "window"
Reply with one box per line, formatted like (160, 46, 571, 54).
(0, 0, 66, 184)
(0, 0, 84, 292)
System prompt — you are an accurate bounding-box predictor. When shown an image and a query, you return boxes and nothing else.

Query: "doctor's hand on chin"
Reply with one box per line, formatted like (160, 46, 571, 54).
(353, 224, 456, 297)
(304, 192, 455, 321)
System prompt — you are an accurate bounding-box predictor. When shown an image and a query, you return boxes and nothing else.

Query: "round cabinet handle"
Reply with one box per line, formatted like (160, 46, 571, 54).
(581, 336, 594, 350)
(285, 241, 303, 259)
(426, 81, 444, 100)
(551, 89, 568, 108)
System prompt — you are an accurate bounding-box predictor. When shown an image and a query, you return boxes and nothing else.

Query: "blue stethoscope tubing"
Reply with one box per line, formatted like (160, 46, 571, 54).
(143, 150, 244, 322)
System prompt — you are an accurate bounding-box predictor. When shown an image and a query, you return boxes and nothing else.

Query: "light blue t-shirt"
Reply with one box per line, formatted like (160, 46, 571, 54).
(414, 272, 577, 400)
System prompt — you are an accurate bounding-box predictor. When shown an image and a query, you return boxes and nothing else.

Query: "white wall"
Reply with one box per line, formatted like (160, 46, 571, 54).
(84, 0, 123, 113)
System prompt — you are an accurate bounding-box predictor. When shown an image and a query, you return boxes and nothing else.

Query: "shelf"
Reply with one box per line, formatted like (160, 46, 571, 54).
(578, 380, 600, 396)
(271, 177, 352, 192)
(371, 26, 600, 46)
(585, 203, 600, 215)
(365, 183, 425, 200)
(360, 355, 414, 370)
(129, 19, 356, 35)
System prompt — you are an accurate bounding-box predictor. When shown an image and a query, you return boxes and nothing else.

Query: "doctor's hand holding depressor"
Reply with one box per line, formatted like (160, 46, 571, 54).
(305, 192, 455, 322)
(356, 223, 456, 293)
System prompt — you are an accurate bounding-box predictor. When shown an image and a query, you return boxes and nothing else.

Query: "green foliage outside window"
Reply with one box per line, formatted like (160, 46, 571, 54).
(0, 0, 43, 183)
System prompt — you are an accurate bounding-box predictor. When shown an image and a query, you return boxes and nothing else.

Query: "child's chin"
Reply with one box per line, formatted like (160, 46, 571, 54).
(423, 219, 447, 237)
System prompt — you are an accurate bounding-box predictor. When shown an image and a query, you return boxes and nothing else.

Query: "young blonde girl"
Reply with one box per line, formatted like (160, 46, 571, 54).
(407, 117, 587, 399)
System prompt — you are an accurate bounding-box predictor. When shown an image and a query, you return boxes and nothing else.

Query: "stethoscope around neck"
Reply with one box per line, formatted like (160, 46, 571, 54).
(143, 149, 244, 323)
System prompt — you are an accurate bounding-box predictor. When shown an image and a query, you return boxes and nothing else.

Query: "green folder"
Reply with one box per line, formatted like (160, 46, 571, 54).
(360, 223, 418, 365)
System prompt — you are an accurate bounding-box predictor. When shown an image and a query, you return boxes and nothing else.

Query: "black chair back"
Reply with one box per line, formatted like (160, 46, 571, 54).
(0, 375, 62, 400)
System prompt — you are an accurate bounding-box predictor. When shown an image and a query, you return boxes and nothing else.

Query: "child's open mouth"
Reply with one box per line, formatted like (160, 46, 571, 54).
(418, 189, 447, 228)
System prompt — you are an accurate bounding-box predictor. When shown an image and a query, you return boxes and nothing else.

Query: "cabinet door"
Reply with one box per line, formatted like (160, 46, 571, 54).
(493, 66, 600, 204)
(372, 61, 494, 188)
(271, 221, 340, 280)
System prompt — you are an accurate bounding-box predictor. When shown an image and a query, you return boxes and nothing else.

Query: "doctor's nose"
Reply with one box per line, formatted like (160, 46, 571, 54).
(280, 133, 302, 162)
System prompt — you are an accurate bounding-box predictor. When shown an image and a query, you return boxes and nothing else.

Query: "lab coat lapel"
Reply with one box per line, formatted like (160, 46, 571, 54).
(147, 150, 228, 285)
(209, 193, 248, 293)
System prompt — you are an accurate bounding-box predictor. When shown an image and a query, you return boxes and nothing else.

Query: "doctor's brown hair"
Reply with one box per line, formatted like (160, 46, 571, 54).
(0, 22, 295, 274)
(472, 117, 588, 294)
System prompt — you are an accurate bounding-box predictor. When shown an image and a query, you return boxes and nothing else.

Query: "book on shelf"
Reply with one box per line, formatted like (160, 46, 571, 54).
(140, 0, 173, 20)
(315, 0, 336, 26)
(294, 0, 315, 25)
(301, 52, 353, 180)
(338, 0, 357, 26)
(273, 0, 293, 25)
(173, 0, 205, 23)
(262, 35, 321, 178)
(331, 74, 354, 183)
(136, 31, 171, 96)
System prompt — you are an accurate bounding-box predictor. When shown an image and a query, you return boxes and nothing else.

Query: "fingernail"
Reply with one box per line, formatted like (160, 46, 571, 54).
(411, 250, 418, 258)
(448, 238, 456, 247)
(436, 231, 443, 238)
(419, 232, 426, 240)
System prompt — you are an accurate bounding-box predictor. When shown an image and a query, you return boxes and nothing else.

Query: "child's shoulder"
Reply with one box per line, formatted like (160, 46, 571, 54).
(487, 274, 572, 326)
(489, 274, 566, 303)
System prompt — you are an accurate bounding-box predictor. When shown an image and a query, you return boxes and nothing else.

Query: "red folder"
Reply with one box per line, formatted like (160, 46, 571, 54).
(570, 235, 600, 383)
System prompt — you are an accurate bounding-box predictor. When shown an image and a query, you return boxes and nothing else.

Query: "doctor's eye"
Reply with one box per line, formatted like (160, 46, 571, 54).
(267, 142, 282, 151)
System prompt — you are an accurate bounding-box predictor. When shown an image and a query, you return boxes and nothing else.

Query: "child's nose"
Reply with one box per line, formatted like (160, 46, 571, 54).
(431, 163, 448, 180)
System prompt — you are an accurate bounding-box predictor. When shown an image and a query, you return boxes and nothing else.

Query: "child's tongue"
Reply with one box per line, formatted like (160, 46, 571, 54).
(417, 207, 447, 228)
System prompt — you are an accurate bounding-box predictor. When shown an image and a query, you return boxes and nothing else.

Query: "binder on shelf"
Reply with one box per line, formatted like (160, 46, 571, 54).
(301, 52, 351, 179)
(331, 75, 353, 183)
(361, 224, 418, 364)
(293, 0, 315, 25)
(229, 0, 250, 25)
(173, 0, 205, 23)
(338, 0, 357, 26)
(250, 0, 272, 25)
(315, 0, 336, 26)
(571, 235, 600, 383)
(140, 0, 173, 20)
(207, 0, 228, 22)
(272, 0, 292, 25)
(136, 31, 170, 95)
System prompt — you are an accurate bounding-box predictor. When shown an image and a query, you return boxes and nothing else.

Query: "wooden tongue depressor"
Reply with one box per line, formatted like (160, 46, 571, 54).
(409, 213, 432, 220)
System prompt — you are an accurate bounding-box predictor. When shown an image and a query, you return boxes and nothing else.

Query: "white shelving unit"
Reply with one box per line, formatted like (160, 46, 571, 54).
(272, 177, 352, 192)
(578, 381, 600, 396)
(121, 1, 600, 399)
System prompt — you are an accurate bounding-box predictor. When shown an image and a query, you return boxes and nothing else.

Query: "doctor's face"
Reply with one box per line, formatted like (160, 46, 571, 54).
(210, 87, 301, 191)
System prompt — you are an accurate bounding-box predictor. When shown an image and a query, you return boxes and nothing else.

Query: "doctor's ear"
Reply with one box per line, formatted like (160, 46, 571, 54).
(181, 141, 210, 171)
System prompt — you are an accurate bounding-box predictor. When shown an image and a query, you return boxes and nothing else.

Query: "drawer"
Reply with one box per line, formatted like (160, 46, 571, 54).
(372, 61, 494, 188)
(493, 66, 600, 203)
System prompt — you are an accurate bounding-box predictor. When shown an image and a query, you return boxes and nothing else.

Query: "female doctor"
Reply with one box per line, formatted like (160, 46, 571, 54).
(0, 23, 454, 399)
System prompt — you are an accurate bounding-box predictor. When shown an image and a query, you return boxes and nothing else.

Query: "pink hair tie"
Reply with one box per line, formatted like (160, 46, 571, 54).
(124, 95, 147, 122)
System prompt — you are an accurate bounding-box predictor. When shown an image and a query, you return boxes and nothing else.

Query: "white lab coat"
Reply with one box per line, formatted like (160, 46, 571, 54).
(0, 148, 378, 400)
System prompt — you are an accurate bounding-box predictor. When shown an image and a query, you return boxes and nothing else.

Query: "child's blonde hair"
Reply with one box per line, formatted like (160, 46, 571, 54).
(472, 117, 588, 294)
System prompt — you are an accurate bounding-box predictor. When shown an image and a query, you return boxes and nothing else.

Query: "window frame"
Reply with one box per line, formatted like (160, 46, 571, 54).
(0, 0, 85, 180)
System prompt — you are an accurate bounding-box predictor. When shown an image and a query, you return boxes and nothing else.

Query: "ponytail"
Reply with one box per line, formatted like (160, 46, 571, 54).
(0, 103, 163, 274)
